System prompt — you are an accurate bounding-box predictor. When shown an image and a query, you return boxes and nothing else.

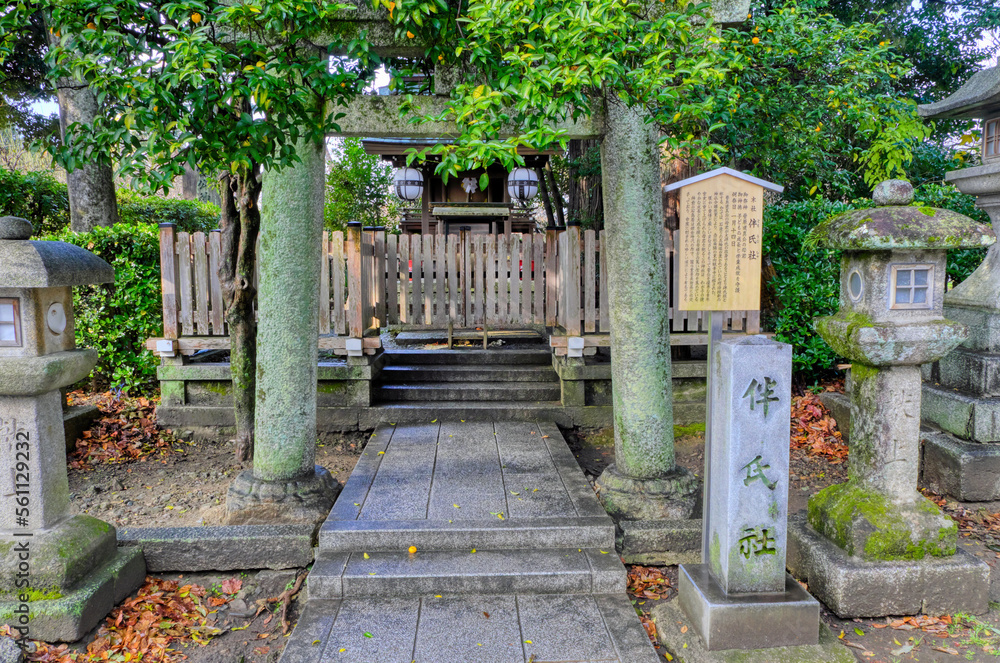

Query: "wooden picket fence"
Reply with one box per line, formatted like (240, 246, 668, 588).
(154, 223, 759, 355)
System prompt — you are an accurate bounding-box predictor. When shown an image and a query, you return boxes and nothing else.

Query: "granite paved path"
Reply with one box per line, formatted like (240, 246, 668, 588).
(280, 421, 659, 663)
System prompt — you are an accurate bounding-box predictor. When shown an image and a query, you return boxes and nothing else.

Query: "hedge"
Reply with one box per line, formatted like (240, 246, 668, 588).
(763, 183, 989, 381)
(0, 167, 219, 235)
(42, 222, 164, 393)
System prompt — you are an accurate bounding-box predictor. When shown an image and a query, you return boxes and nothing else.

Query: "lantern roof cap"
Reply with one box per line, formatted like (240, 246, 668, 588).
(808, 180, 996, 251)
(0, 217, 114, 287)
(919, 65, 1000, 120)
(663, 167, 784, 193)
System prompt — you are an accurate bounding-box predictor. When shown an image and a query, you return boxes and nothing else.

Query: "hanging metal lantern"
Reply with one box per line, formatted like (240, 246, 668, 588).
(507, 167, 539, 203)
(393, 167, 424, 201)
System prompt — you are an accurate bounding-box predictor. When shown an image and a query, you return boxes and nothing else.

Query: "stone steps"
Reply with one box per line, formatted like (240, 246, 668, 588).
(307, 548, 625, 599)
(380, 363, 559, 382)
(384, 348, 553, 366)
(394, 329, 546, 345)
(319, 517, 615, 552)
(376, 381, 562, 402)
(281, 593, 661, 663)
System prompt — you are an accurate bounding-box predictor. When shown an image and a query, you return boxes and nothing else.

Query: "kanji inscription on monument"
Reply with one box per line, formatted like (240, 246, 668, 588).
(706, 335, 792, 594)
(676, 172, 765, 312)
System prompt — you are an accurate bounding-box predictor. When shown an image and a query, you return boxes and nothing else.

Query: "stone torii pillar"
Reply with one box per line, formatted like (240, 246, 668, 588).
(225, 136, 340, 525)
(594, 100, 700, 532)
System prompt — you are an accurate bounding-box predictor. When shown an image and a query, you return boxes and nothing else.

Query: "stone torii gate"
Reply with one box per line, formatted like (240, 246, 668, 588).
(225, 0, 752, 530)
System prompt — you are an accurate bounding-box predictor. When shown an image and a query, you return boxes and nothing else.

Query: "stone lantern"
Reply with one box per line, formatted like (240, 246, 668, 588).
(786, 182, 995, 618)
(0, 217, 145, 642)
(918, 65, 1000, 500)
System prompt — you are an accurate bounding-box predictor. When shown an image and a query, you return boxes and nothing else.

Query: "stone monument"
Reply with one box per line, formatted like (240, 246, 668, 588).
(655, 336, 821, 653)
(918, 66, 1000, 500)
(0, 217, 145, 641)
(786, 181, 994, 618)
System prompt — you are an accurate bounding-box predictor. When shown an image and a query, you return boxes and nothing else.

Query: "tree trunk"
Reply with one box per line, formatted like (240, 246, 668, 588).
(46, 22, 119, 232)
(544, 162, 566, 227)
(536, 165, 556, 228)
(219, 170, 261, 463)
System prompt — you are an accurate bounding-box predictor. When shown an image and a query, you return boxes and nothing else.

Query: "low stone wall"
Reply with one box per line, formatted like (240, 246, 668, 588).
(155, 353, 706, 436)
(552, 357, 706, 425)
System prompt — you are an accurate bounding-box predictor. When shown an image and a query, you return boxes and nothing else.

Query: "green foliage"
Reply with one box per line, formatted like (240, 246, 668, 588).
(0, 166, 219, 234)
(1, 0, 379, 193)
(324, 138, 401, 233)
(116, 189, 219, 234)
(0, 166, 68, 235)
(43, 222, 162, 393)
(705, 2, 929, 200)
(385, 0, 730, 177)
(764, 183, 989, 379)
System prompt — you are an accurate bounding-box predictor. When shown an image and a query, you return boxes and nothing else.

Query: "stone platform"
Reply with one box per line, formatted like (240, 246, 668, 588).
(281, 421, 660, 662)
(787, 513, 989, 618)
(652, 599, 854, 663)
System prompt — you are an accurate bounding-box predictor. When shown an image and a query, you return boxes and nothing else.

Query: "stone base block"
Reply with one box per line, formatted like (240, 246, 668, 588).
(0, 546, 145, 643)
(225, 466, 340, 526)
(117, 524, 316, 572)
(675, 564, 819, 651)
(937, 347, 1000, 397)
(0, 515, 117, 595)
(652, 599, 853, 663)
(595, 464, 701, 521)
(943, 304, 1000, 353)
(922, 430, 1000, 501)
(787, 513, 989, 618)
(62, 404, 100, 452)
(806, 484, 956, 561)
(922, 383, 1000, 443)
(617, 519, 702, 566)
(817, 392, 851, 444)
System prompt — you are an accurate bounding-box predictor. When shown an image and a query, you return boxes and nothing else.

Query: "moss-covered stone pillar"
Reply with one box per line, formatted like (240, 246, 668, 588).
(225, 136, 338, 525)
(593, 99, 699, 521)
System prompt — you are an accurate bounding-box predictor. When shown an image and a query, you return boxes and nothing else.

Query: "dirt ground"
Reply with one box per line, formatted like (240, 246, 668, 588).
(19, 392, 1000, 662)
(66, 433, 366, 528)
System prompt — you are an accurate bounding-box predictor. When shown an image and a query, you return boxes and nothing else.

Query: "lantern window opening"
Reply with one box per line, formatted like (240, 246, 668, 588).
(0, 297, 21, 346)
(889, 264, 933, 310)
(985, 117, 1000, 161)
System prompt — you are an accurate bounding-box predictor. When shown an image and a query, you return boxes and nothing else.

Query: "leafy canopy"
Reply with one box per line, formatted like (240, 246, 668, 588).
(701, 3, 930, 199)
(382, 0, 731, 183)
(0, 0, 379, 192)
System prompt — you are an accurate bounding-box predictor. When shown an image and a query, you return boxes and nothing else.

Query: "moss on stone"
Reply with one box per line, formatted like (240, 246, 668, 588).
(808, 482, 956, 561)
(317, 381, 347, 394)
(673, 422, 706, 438)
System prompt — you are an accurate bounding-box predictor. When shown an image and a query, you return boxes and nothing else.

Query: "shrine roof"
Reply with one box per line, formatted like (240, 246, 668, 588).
(919, 65, 1000, 120)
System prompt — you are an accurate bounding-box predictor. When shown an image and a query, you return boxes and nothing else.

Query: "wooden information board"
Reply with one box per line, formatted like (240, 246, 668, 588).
(673, 171, 774, 312)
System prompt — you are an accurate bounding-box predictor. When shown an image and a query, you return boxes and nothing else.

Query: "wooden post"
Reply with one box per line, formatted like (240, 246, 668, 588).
(545, 227, 558, 327)
(386, 233, 398, 326)
(564, 222, 581, 335)
(319, 230, 331, 335)
(373, 228, 386, 328)
(347, 222, 364, 337)
(176, 231, 194, 336)
(460, 226, 471, 327)
(159, 223, 179, 339)
(208, 230, 225, 335)
(421, 166, 431, 236)
(332, 231, 346, 334)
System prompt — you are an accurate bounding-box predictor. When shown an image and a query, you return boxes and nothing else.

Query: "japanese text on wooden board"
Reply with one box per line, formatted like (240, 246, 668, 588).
(677, 174, 763, 311)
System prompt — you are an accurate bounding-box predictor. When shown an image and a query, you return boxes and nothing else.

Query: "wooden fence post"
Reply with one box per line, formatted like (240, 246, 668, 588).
(319, 230, 331, 335)
(159, 223, 179, 339)
(563, 222, 582, 336)
(347, 222, 364, 337)
(545, 226, 558, 327)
